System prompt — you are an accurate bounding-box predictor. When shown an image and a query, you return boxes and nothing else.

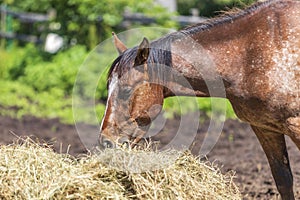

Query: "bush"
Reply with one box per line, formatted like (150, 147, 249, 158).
(20, 45, 87, 95)
(0, 80, 71, 122)
(0, 43, 111, 124)
(0, 45, 38, 80)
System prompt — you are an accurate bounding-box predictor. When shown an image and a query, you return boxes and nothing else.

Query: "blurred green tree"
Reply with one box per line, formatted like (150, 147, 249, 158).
(0, 0, 176, 49)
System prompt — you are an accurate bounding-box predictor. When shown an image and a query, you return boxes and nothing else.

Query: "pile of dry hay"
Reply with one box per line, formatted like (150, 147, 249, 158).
(0, 138, 241, 199)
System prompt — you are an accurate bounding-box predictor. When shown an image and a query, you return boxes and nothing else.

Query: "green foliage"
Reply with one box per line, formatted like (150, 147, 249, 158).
(0, 44, 43, 80)
(2, 0, 176, 49)
(0, 80, 71, 122)
(73, 46, 113, 101)
(163, 97, 236, 120)
(0, 47, 21, 79)
(0, 45, 107, 124)
(20, 45, 86, 95)
(0, 79, 106, 124)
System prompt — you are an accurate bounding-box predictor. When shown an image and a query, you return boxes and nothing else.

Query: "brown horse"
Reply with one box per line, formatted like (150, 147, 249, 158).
(99, 0, 300, 199)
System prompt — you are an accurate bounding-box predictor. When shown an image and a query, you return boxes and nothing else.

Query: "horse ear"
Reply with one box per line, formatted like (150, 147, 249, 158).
(112, 32, 127, 54)
(135, 37, 150, 66)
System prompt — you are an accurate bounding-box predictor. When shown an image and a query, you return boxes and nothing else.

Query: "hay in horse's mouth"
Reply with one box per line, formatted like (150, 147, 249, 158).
(0, 137, 241, 199)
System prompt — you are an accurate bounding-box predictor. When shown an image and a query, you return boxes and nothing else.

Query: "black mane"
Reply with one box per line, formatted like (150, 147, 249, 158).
(181, 0, 286, 35)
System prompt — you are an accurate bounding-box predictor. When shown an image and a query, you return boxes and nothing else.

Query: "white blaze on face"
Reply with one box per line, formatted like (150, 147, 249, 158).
(108, 74, 119, 99)
(100, 74, 119, 131)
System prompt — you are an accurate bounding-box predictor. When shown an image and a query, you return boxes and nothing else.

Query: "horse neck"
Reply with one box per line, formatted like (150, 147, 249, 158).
(165, 16, 252, 98)
(164, 0, 298, 99)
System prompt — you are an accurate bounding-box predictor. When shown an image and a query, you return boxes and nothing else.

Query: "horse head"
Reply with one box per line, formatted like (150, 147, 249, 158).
(99, 34, 164, 149)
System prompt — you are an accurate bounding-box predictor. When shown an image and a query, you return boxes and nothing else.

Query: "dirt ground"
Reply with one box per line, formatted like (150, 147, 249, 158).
(0, 115, 299, 199)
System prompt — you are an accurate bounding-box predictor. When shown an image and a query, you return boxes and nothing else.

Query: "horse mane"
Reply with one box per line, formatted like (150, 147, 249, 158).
(180, 0, 288, 35)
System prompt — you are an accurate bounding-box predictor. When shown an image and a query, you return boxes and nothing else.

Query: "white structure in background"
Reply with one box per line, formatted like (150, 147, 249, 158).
(156, 0, 177, 12)
(44, 33, 63, 53)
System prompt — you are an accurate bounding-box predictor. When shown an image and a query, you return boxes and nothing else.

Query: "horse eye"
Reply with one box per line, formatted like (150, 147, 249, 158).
(118, 86, 132, 99)
(135, 116, 151, 127)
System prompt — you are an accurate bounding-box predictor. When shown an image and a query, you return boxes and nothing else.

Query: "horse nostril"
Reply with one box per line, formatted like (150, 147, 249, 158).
(118, 137, 130, 148)
(102, 139, 114, 149)
(122, 141, 130, 148)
